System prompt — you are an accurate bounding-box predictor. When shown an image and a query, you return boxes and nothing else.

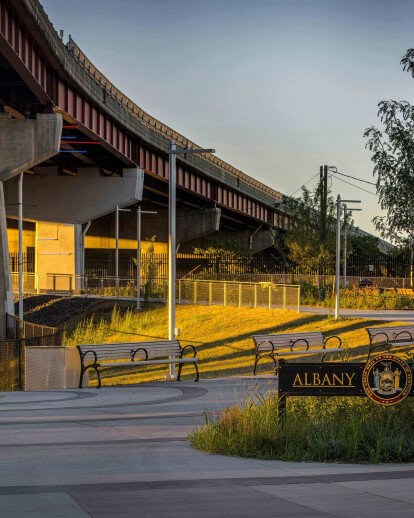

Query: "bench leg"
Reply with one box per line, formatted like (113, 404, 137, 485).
(367, 343, 391, 361)
(253, 354, 277, 376)
(177, 362, 199, 382)
(79, 364, 101, 389)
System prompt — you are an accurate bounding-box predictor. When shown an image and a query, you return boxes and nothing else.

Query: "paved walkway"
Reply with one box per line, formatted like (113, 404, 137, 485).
(303, 306, 414, 322)
(1, 377, 414, 517)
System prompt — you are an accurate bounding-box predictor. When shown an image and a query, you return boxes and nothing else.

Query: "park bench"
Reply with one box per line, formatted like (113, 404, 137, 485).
(77, 340, 199, 388)
(366, 325, 414, 360)
(252, 331, 343, 375)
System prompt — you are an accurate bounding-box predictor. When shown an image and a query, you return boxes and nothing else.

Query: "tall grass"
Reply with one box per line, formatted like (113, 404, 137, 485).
(301, 282, 414, 310)
(190, 393, 414, 463)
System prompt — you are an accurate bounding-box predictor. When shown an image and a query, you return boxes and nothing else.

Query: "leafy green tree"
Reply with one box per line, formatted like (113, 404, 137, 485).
(348, 234, 380, 258)
(364, 49, 414, 245)
(282, 185, 352, 275)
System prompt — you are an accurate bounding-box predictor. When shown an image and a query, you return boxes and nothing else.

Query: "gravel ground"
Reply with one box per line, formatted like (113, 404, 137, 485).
(15, 296, 106, 327)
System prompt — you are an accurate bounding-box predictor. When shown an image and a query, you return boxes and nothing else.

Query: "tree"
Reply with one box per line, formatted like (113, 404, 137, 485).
(282, 185, 352, 275)
(364, 49, 414, 245)
(348, 234, 380, 258)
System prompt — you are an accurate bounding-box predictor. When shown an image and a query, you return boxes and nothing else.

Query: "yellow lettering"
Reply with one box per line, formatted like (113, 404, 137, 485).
(304, 373, 312, 386)
(313, 373, 321, 385)
(322, 373, 332, 385)
(345, 373, 355, 385)
(332, 374, 344, 386)
(293, 373, 303, 386)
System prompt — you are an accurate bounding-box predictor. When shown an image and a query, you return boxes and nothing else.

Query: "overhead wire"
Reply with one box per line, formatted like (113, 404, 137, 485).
(330, 169, 376, 186)
(331, 174, 378, 196)
(289, 172, 320, 197)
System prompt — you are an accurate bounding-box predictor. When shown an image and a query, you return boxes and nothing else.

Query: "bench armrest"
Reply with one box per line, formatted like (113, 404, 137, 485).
(370, 331, 390, 343)
(255, 340, 275, 354)
(393, 330, 413, 341)
(130, 348, 149, 362)
(290, 338, 309, 351)
(180, 344, 197, 358)
(77, 347, 98, 364)
(324, 335, 342, 349)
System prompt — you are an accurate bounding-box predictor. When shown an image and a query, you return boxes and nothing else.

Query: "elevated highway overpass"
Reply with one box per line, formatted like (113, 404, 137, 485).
(0, 0, 290, 336)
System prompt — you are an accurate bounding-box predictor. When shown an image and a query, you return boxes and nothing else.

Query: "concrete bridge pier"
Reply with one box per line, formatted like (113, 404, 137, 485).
(0, 113, 63, 337)
(141, 207, 221, 245)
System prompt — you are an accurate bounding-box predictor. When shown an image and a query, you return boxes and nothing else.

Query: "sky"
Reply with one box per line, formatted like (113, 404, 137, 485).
(41, 0, 414, 238)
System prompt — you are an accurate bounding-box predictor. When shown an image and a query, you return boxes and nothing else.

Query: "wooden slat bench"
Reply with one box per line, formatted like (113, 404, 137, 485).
(77, 340, 199, 388)
(252, 331, 343, 375)
(366, 325, 414, 360)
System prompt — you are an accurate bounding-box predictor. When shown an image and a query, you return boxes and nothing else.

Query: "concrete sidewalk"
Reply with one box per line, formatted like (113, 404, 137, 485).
(0, 377, 413, 517)
(302, 305, 414, 322)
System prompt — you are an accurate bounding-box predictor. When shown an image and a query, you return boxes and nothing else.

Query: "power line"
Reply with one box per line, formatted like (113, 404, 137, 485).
(331, 169, 377, 186)
(331, 174, 378, 196)
(289, 172, 320, 197)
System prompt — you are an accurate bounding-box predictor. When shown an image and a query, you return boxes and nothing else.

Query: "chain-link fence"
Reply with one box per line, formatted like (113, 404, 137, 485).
(11, 273, 300, 311)
(178, 280, 300, 311)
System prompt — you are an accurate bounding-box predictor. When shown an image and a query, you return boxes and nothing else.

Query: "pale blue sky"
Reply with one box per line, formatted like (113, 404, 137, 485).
(42, 0, 414, 237)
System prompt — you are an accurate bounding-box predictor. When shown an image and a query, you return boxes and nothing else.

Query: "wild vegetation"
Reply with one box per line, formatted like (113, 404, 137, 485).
(300, 282, 414, 310)
(190, 392, 414, 463)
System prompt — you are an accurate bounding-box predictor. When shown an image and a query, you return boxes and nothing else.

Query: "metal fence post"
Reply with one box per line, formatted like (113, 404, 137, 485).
(239, 283, 242, 307)
(254, 284, 257, 308)
(209, 282, 212, 305)
(100, 277, 104, 296)
(194, 281, 198, 304)
(224, 282, 227, 306)
(283, 285, 286, 310)
(268, 285, 271, 309)
(178, 280, 182, 304)
(69, 275, 72, 294)
(297, 286, 301, 313)
(85, 276, 88, 296)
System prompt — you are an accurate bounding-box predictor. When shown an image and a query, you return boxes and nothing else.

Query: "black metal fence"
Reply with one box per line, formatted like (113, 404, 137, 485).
(9, 252, 35, 273)
(84, 250, 411, 279)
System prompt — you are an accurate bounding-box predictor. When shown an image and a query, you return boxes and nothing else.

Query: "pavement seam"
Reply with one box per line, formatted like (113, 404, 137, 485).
(333, 481, 414, 507)
(247, 485, 338, 518)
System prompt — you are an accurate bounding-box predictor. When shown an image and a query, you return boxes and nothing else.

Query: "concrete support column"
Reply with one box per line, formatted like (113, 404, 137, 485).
(0, 182, 15, 338)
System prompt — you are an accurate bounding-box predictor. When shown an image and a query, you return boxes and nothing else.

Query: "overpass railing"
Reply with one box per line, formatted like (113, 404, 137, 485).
(66, 37, 282, 204)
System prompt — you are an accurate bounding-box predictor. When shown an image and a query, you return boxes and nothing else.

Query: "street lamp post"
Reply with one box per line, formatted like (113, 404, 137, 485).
(167, 141, 215, 377)
(343, 204, 362, 287)
(335, 196, 361, 318)
(136, 206, 157, 311)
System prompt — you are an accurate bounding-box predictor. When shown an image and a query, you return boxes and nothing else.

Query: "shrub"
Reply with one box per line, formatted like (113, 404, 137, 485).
(190, 392, 414, 463)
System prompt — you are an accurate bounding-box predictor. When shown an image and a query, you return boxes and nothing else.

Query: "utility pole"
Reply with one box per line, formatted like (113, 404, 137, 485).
(319, 165, 328, 244)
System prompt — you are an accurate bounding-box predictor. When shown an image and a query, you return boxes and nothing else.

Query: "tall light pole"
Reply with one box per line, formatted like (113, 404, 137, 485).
(167, 141, 215, 377)
(343, 204, 362, 287)
(18, 173, 23, 322)
(136, 206, 157, 311)
(335, 196, 361, 318)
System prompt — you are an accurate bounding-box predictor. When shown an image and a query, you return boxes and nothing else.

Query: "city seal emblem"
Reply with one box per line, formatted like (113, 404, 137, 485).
(362, 354, 413, 405)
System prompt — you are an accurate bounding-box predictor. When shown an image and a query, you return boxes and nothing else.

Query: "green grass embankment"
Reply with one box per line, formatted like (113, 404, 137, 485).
(63, 304, 410, 385)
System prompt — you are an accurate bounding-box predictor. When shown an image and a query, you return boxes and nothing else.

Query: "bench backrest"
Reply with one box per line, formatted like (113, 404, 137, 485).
(252, 332, 324, 352)
(367, 326, 414, 342)
(77, 340, 182, 362)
